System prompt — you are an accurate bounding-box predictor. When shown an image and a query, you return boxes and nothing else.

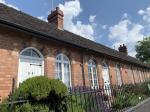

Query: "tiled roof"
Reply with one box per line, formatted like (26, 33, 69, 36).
(0, 3, 149, 68)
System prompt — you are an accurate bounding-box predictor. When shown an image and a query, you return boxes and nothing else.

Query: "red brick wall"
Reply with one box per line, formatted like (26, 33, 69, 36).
(0, 26, 150, 101)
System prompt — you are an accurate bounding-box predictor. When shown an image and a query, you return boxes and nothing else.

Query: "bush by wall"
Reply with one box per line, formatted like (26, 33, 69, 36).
(11, 76, 68, 112)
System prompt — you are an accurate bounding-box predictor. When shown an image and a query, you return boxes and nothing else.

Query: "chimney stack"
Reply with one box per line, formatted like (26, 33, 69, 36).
(47, 7, 64, 29)
(118, 44, 128, 55)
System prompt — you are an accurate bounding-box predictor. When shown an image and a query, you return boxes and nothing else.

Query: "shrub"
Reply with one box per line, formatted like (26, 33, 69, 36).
(12, 76, 68, 112)
(15, 102, 50, 112)
(15, 102, 33, 112)
(68, 92, 101, 112)
(47, 79, 68, 111)
(140, 81, 150, 96)
(0, 99, 10, 112)
(112, 92, 130, 109)
(112, 83, 149, 110)
(13, 76, 52, 101)
(122, 82, 150, 96)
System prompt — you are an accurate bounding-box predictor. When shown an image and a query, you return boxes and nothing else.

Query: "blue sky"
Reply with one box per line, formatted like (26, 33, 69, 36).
(1, 0, 150, 57)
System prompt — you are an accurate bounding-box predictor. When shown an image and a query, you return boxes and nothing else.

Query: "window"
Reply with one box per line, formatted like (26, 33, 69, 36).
(21, 48, 41, 58)
(88, 60, 98, 88)
(116, 64, 122, 85)
(56, 54, 71, 87)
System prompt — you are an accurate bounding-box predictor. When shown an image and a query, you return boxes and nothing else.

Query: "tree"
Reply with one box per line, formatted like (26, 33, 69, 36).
(135, 37, 150, 64)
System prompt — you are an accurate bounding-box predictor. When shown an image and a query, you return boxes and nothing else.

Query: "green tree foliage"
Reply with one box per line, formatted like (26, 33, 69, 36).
(136, 37, 150, 64)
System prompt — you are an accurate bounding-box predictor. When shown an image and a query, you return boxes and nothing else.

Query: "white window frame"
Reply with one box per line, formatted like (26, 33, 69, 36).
(56, 53, 72, 87)
(88, 60, 99, 88)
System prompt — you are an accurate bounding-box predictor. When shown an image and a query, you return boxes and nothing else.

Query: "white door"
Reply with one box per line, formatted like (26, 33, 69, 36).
(19, 58, 43, 84)
(116, 65, 122, 85)
(29, 59, 42, 77)
(19, 59, 30, 83)
(18, 48, 44, 85)
(102, 67, 110, 86)
(102, 66, 111, 95)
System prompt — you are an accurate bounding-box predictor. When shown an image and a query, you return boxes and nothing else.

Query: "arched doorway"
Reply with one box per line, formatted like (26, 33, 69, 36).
(18, 47, 44, 84)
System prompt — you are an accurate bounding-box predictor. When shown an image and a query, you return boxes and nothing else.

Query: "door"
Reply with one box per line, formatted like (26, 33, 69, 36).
(116, 64, 122, 85)
(18, 48, 44, 85)
(29, 59, 42, 78)
(19, 57, 43, 84)
(102, 64, 111, 95)
(102, 67, 110, 86)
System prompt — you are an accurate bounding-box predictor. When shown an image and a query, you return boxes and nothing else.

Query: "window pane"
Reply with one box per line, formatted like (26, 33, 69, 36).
(88, 60, 98, 88)
(63, 55, 69, 61)
(56, 63, 62, 80)
(21, 49, 31, 56)
(90, 79, 93, 87)
(32, 49, 41, 58)
(64, 63, 69, 86)
(57, 55, 61, 60)
(94, 80, 98, 86)
(21, 48, 41, 58)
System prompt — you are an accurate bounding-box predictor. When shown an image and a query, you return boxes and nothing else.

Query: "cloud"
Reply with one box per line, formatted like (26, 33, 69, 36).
(0, 0, 19, 10)
(138, 6, 150, 36)
(138, 9, 145, 15)
(109, 14, 144, 57)
(122, 13, 128, 19)
(89, 15, 96, 23)
(138, 7, 150, 23)
(102, 25, 107, 30)
(59, 0, 95, 40)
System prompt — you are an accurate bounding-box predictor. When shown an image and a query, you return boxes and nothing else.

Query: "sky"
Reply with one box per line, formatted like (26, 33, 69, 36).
(1, 0, 150, 57)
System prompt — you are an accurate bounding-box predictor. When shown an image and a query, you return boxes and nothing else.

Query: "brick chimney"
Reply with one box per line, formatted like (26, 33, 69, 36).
(47, 7, 64, 29)
(118, 44, 128, 55)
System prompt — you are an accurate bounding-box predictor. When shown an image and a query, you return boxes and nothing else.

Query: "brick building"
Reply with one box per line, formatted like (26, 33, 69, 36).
(0, 3, 150, 101)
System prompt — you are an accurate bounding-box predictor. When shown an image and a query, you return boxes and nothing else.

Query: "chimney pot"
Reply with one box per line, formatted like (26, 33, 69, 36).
(56, 7, 59, 11)
(118, 44, 128, 55)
